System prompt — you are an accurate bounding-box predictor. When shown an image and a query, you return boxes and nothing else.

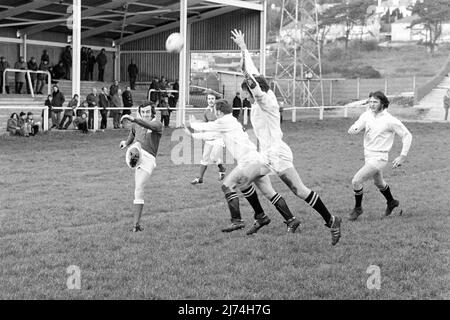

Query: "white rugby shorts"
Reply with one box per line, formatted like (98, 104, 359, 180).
(364, 150, 388, 171)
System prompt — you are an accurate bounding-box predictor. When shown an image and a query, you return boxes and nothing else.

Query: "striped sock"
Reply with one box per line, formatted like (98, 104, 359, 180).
(270, 193, 294, 221)
(354, 188, 363, 208)
(379, 185, 394, 202)
(225, 192, 241, 221)
(305, 191, 332, 225)
(241, 185, 265, 220)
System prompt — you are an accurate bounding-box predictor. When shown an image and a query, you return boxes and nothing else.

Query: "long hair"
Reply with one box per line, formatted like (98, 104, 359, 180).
(137, 102, 156, 119)
(369, 91, 390, 109)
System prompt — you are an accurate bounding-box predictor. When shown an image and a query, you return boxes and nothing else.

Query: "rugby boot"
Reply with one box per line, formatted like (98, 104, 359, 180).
(190, 177, 203, 185)
(246, 215, 271, 235)
(328, 216, 342, 246)
(384, 199, 402, 217)
(221, 219, 245, 233)
(348, 207, 363, 221)
(285, 217, 301, 233)
(131, 224, 144, 232)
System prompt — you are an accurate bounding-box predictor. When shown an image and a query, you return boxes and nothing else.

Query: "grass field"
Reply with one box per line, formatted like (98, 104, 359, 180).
(0, 117, 449, 300)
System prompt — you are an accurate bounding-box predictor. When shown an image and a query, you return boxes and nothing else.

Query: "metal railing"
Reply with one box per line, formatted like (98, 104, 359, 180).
(2, 68, 52, 98)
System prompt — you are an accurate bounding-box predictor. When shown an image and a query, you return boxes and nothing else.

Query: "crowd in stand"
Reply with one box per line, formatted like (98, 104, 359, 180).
(148, 76, 179, 127)
(0, 46, 112, 94)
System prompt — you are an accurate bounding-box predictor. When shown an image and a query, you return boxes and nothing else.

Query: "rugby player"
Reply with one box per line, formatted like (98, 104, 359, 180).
(120, 103, 163, 232)
(348, 91, 412, 220)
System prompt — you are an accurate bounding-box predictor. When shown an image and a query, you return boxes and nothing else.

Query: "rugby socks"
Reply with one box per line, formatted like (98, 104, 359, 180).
(379, 185, 394, 203)
(241, 185, 265, 220)
(270, 193, 294, 221)
(305, 191, 333, 226)
(225, 192, 242, 221)
(354, 188, 363, 208)
(198, 164, 207, 180)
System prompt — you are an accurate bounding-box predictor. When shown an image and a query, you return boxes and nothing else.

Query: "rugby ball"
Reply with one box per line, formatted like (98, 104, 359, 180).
(166, 32, 184, 53)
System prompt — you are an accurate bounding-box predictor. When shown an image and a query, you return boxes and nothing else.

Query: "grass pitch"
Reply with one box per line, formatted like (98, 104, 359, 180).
(0, 118, 449, 299)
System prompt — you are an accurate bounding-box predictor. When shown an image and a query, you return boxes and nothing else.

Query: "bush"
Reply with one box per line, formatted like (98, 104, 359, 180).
(335, 65, 381, 79)
(360, 40, 379, 52)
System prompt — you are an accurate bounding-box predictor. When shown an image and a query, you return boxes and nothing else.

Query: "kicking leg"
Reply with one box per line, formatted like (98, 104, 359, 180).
(279, 166, 341, 245)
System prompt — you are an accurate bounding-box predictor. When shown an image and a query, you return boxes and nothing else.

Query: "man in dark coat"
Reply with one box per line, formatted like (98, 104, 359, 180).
(27, 57, 38, 94)
(51, 84, 65, 128)
(127, 60, 138, 90)
(98, 86, 110, 130)
(232, 92, 242, 119)
(0, 56, 11, 94)
(96, 49, 107, 82)
(122, 86, 133, 116)
(61, 46, 72, 80)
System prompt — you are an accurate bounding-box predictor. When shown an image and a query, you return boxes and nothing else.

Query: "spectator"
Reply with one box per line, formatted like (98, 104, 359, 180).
(18, 111, 31, 136)
(172, 79, 179, 103)
(61, 46, 72, 80)
(27, 57, 38, 94)
(0, 56, 11, 94)
(74, 110, 89, 133)
(80, 47, 88, 81)
(42, 94, 53, 129)
(36, 60, 50, 95)
(159, 95, 171, 127)
(149, 77, 159, 102)
(86, 87, 99, 129)
(41, 49, 50, 64)
(109, 80, 119, 98)
(444, 89, 450, 121)
(128, 59, 138, 90)
(96, 49, 107, 82)
(243, 97, 251, 119)
(232, 92, 242, 119)
(14, 56, 27, 94)
(52, 61, 66, 80)
(122, 85, 133, 116)
(87, 48, 96, 81)
(111, 88, 123, 129)
(279, 102, 284, 124)
(99, 86, 110, 130)
(26, 112, 40, 136)
(51, 84, 65, 128)
(59, 94, 78, 130)
(168, 91, 176, 115)
(7, 113, 21, 135)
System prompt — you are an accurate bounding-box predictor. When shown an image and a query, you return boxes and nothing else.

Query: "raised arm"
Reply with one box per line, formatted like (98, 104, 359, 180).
(231, 29, 264, 99)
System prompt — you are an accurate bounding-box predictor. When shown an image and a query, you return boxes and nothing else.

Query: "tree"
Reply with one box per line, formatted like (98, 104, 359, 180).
(410, 0, 450, 54)
(318, 0, 376, 50)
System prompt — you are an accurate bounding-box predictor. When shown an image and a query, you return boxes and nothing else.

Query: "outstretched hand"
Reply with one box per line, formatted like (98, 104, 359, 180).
(231, 29, 247, 50)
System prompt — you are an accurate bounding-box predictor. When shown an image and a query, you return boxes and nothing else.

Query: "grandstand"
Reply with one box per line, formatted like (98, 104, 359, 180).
(0, 0, 267, 132)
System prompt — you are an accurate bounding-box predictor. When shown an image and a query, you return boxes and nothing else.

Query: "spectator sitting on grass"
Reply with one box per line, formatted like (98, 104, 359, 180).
(26, 112, 40, 136)
(7, 113, 21, 136)
(18, 112, 31, 137)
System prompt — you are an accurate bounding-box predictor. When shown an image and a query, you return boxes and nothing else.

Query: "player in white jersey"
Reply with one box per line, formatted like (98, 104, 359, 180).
(190, 92, 226, 184)
(348, 91, 412, 220)
(120, 103, 163, 232)
(185, 100, 301, 235)
(231, 29, 341, 245)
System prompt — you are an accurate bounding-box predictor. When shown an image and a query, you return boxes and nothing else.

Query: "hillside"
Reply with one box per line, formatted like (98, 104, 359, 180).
(266, 41, 450, 79)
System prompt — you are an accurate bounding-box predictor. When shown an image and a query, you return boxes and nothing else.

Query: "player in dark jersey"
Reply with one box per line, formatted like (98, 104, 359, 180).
(120, 102, 163, 232)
